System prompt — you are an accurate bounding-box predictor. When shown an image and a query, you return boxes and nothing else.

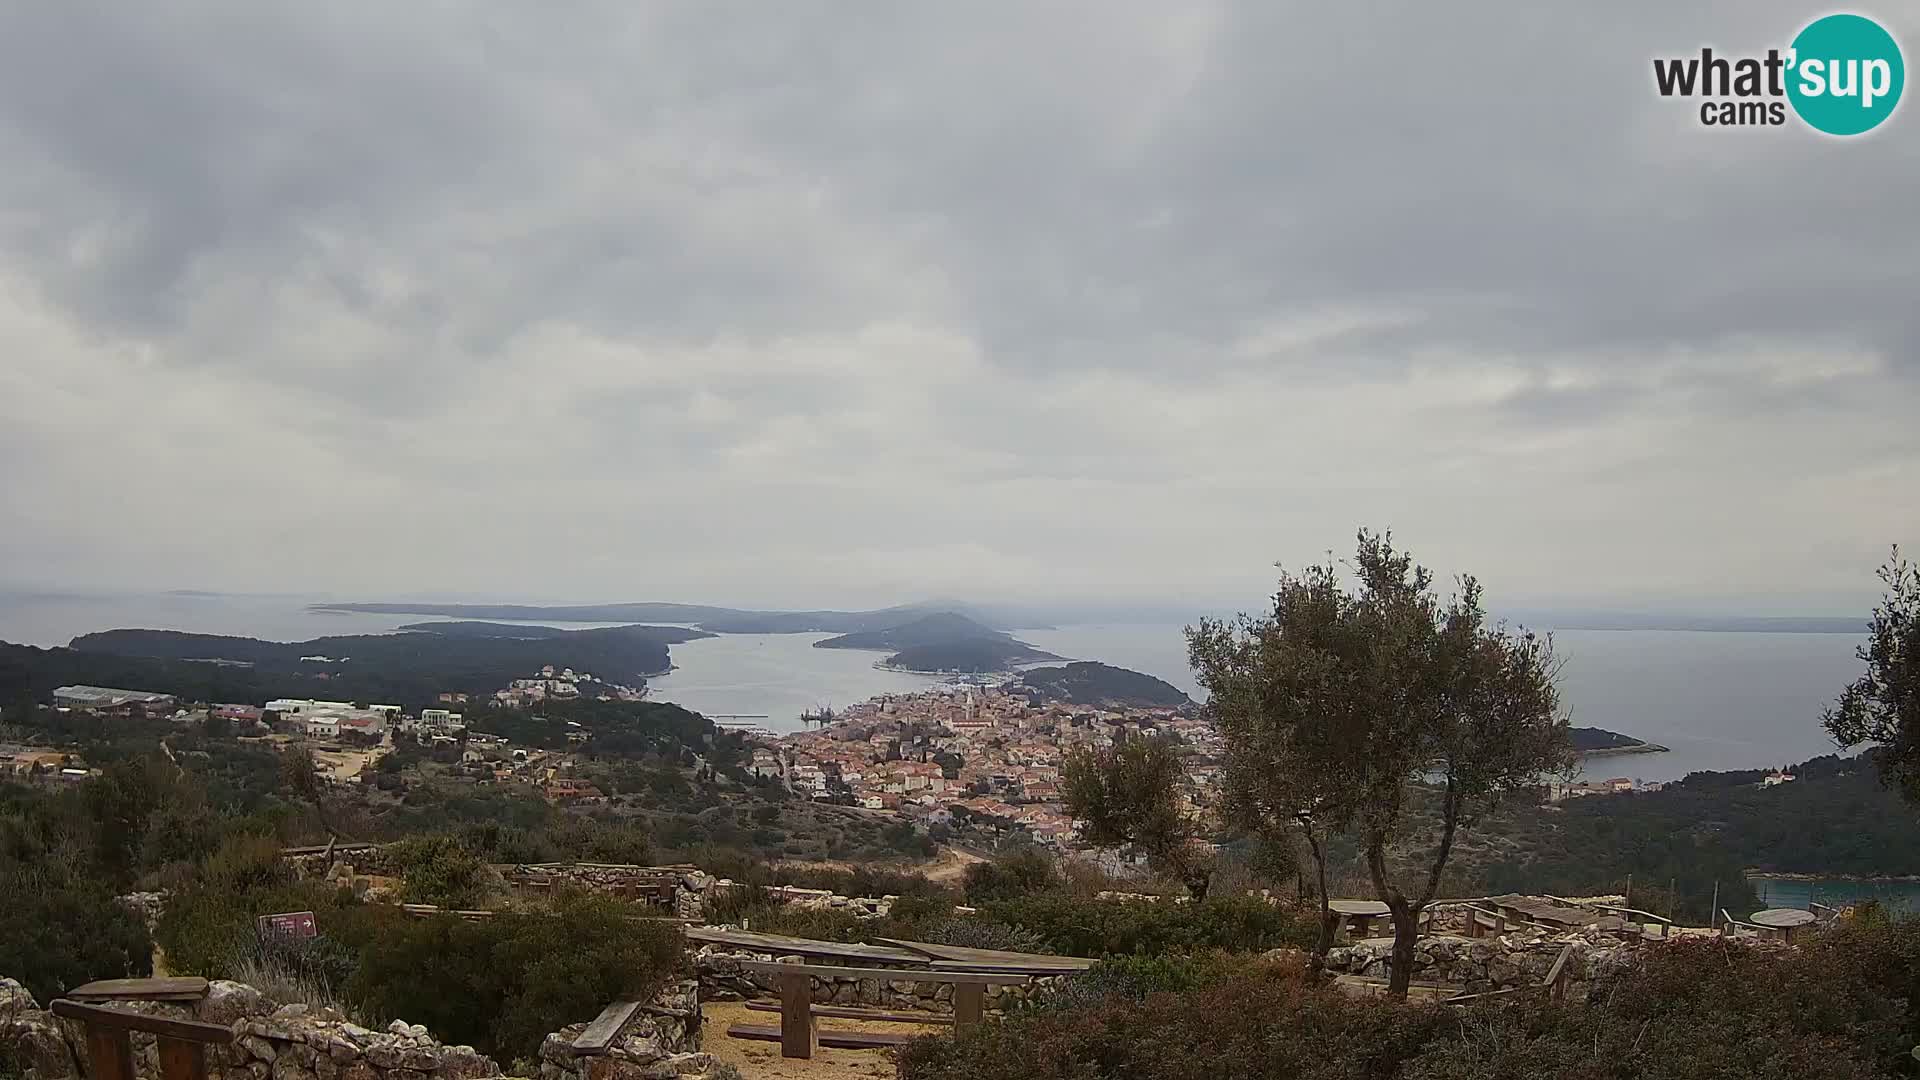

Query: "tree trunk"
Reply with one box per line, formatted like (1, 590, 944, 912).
(1387, 899, 1421, 999)
(1366, 839, 1420, 1001)
(1303, 824, 1334, 977)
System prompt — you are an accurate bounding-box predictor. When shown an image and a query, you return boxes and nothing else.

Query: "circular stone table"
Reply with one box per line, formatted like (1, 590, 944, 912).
(1328, 899, 1391, 939)
(1750, 907, 1817, 942)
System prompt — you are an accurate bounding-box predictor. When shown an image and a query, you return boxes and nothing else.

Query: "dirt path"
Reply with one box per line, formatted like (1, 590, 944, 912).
(921, 845, 986, 885)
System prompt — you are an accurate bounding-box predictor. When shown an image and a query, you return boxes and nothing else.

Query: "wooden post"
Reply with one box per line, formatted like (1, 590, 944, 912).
(778, 970, 815, 1060)
(1709, 881, 1719, 934)
(157, 1037, 207, 1080)
(953, 982, 985, 1028)
(85, 1025, 136, 1080)
(1624, 874, 1632, 913)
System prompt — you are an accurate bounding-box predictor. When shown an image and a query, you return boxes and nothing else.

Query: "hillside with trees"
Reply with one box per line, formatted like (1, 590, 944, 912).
(1020, 662, 1192, 708)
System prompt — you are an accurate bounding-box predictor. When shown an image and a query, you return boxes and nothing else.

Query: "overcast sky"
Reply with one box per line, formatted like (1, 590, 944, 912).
(2, 2, 1916, 617)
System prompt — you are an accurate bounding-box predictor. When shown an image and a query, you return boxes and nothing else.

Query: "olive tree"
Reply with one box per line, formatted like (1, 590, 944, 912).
(1198, 530, 1569, 998)
(1825, 547, 1920, 801)
(1062, 733, 1213, 899)
(1188, 563, 1365, 974)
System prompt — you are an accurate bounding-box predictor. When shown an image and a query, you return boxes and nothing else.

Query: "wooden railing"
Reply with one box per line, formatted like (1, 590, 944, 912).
(49, 1000, 233, 1080)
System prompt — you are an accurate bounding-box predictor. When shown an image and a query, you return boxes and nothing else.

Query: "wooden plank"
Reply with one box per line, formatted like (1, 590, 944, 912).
(50, 1001, 235, 1045)
(952, 983, 984, 1028)
(69, 978, 210, 1002)
(874, 938, 1096, 971)
(738, 961, 1029, 986)
(687, 927, 927, 964)
(85, 1023, 136, 1080)
(570, 1001, 641, 1055)
(744, 1002, 951, 1025)
(157, 1036, 207, 1080)
(778, 970, 815, 1060)
(926, 961, 1092, 977)
(726, 1024, 915, 1050)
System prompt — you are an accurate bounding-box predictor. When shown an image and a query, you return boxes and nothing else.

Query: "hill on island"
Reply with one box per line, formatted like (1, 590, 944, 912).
(10, 622, 712, 709)
(815, 612, 1061, 673)
(313, 599, 1032, 634)
(1569, 726, 1667, 753)
(1018, 661, 1192, 708)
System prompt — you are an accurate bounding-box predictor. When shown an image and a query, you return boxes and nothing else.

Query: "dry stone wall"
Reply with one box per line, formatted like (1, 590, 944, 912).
(692, 947, 1056, 1014)
(1324, 929, 1633, 999)
(0, 977, 723, 1080)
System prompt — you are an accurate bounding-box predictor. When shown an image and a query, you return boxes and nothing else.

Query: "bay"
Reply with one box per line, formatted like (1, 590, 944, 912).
(0, 594, 1872, 782)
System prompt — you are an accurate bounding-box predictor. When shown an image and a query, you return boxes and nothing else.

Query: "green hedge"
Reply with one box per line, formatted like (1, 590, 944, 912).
(978, 893, 1317, 957)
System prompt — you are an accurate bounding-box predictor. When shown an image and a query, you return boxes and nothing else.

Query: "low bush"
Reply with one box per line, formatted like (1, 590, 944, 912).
(347, 891, 683, 1062)
(978, 893, 1317, 957)
(901, 919, 1920, 1080)
(963, 850, 1059, 904)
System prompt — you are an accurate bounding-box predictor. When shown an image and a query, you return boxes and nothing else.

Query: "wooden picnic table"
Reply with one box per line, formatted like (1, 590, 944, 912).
(1328, 899, 1391, 938)
(1750, 907, 1817, 942)
(731, 961, 1029, 1060)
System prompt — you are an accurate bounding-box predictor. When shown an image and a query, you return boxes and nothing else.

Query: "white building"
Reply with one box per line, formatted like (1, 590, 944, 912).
(265, 699, 355, 716)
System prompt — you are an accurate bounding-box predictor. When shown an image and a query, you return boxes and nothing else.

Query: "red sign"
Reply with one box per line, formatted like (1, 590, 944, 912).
(257, 911, 318, 941)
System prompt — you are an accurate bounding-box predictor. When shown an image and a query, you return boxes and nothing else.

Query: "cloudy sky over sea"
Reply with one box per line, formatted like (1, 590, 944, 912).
(2, 3, 1916, 613)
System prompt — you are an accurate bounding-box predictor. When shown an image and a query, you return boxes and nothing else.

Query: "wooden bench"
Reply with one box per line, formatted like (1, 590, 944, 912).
(743, 1001, 952, 1025)
(50, 1000, 233, 1080)
(730, 961, 1029, 1059)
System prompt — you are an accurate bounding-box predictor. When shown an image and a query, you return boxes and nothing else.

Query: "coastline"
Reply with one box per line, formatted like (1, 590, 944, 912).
(1747, 871, 1920, 883)
(1577, 741, 1671, 757)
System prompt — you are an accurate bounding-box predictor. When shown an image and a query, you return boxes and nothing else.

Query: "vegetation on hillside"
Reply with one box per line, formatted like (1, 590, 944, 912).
(899, 914, 1920, 1080)
(1019, 662, 1191, 708)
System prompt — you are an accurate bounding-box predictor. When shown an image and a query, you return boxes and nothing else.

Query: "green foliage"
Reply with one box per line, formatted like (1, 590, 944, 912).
(389, 834, 493, 909)
(903, 921, 1920, 1080)
(963, 850, 1060, 905)
(0, 864, 153, 1004)
(347, 892, 683, 1061)
(978, 894, 1318, 958)
(1190, 529, 1571, 997)
(1062, 736, 1209, 898)
(1031, 952, 1240, 1013)
(1825, 547, 1920, 802)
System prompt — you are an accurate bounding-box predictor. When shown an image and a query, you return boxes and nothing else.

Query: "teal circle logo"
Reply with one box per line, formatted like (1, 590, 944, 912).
(1787, 14, 1904, 135)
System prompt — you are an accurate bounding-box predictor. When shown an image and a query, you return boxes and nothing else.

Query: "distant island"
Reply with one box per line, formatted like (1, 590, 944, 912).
(311, 600, 1031, 634)
(1, 622, 713, 710)
(815, 612, 1061, 674)
(1017, 661, 1191, 708)
(1570, 726, 1669, 755)
(1525, 613, 1868, 634)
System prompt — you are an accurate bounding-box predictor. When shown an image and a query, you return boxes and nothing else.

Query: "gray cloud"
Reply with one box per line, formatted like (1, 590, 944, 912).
(1, 0, 1917, 615)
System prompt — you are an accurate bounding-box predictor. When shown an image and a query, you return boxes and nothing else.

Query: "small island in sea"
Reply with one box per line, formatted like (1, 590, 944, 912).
(1017, 661, 1192, 708)
(1570, 726, 1669, 756)
(815, 611, 1061, 674)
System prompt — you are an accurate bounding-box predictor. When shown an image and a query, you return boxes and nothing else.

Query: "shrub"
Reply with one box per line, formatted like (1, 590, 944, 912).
(347, 891, 683, 1061)
(0, 866, 153, 1004)
(1031, 952, 1241, 1013)
(978, 893, 1317, 957)
(963, 850, 1059, 904)
(389, 834, 494, 909)
(901, 922, 1920, 1080)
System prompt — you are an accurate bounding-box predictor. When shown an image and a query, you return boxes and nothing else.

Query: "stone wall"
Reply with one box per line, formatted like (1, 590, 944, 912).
(535, 983, 713, 1080)
(692, 948, 1056, 1015)
(0, 977, 722, 1080)
(1323, 929, 1632, 1000)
